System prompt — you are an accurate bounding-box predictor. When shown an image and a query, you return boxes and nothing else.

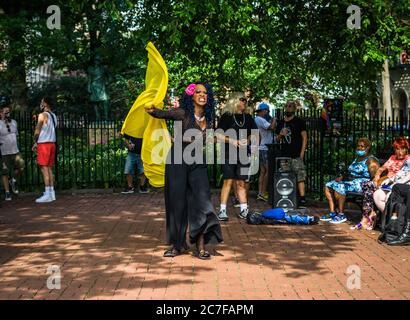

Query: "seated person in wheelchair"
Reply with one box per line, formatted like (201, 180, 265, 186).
(321, 138, 379, 224)
(352, 137, 410, 230)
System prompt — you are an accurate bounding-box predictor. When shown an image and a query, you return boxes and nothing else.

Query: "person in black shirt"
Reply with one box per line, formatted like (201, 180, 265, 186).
(145, 82, 223, 260)
(121, 134, 149, 194)
(275, 100, 308, 206)
(216, 92, 258, 221)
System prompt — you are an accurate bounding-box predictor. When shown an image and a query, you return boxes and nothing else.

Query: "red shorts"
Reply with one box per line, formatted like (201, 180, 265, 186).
(37, 143, 56, 167)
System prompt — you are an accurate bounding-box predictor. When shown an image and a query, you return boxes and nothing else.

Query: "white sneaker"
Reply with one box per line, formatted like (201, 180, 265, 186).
(217, 209, 229, 221)
(35, 193, 53, 203)
(50, 191, 56, 201)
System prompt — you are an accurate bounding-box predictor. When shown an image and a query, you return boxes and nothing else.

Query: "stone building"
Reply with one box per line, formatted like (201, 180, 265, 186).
(367, 56, 410, 120)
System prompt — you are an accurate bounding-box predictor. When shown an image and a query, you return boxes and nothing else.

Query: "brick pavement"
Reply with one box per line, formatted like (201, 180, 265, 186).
(0, 191, 409, 300)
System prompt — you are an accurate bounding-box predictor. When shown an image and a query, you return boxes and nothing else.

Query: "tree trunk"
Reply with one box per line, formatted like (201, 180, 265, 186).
(381, 59, 392, 119)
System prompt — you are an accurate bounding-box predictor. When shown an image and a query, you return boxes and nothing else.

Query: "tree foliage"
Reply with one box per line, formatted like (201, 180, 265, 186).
(0, 0, 409, 112)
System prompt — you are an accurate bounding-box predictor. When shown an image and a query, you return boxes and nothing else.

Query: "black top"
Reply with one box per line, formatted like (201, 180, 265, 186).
(275, 116, 307, 158)
(123, 133, 142, 154)
(150, 107, 213, 145)
(217, 112, 257, 159)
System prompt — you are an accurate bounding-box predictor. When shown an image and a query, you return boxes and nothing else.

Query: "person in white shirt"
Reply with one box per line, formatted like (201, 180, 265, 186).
(0, 103, 25, 201)
(32, 97, 57, 203)
(254, 103, 276, 201)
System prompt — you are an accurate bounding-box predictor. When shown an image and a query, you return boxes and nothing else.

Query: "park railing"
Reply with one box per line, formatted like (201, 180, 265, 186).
(8, 109, 410, 199)
(13, 113, 126, 192)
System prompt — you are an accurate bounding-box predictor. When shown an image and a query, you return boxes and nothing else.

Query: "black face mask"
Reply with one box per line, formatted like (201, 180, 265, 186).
(284, 111, 295, 117)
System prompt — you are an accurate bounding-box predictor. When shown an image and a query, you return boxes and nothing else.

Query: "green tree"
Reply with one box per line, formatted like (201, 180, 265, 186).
(1, 0, 409, 112)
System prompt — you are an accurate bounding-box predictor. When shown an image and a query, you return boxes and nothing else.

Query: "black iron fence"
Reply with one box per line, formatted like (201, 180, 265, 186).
(5, 110, 410, 199)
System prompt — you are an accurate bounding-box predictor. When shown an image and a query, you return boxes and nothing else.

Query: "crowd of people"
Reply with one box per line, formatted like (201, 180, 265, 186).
(2, 83, 410, 260)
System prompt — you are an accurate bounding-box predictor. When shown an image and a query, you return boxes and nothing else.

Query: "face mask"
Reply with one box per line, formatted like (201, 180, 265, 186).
(285, 111, 295, 117)
(4, 112, 10, 120)
(356, 150, 366, 156)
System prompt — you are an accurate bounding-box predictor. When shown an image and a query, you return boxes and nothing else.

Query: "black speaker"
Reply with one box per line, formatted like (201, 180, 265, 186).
(267, 143, 284, 205)
(273, 171, 297, 210)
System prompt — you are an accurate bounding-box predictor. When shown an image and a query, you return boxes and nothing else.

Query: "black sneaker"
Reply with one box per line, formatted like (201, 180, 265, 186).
(121, 187, 135, 194)
(238, 208, 249, 220)
(299, 197, 307, 207)
(139, 184, 150, 194)
(5, 192, 11, 201)
(9, 178, 18, 195)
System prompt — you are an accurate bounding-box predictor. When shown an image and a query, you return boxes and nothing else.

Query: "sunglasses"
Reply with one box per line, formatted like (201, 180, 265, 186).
(5, 122, 10, 133)
(239, 97, 247, 102)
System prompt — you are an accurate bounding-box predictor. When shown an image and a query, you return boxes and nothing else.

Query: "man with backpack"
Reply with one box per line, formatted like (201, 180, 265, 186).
(32, 97, 57, 203)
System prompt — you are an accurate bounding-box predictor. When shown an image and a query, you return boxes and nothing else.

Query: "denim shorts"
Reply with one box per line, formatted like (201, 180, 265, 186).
(124, 153, 144, 176)
(259, 150, 269, 165)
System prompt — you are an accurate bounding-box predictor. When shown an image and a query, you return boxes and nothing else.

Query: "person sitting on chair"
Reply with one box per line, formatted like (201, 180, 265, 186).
(321, 138, 379, 224)
(352, 137, 410, 230)
(373, 156, 410, 215)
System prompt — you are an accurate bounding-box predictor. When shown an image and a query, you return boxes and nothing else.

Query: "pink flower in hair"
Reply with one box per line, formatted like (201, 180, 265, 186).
(185, 83, 196, 96)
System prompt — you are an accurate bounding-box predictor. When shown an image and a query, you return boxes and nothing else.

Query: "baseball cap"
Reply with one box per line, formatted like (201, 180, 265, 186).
(256, 102, 269, 111)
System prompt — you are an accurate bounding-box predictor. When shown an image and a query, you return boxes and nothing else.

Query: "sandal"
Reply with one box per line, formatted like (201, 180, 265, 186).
(195, 249, 211, 260)
(350, 222, 363, 230)
(163, 247, 180, 257)
(366, 216, 377, 231)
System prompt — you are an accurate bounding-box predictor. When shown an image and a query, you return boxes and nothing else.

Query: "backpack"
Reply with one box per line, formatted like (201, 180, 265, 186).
(246, 208, 318, 225)
(378, 191, 408, 243)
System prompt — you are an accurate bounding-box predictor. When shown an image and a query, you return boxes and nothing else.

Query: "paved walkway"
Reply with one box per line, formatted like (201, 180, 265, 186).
(0, 191, 409, 300)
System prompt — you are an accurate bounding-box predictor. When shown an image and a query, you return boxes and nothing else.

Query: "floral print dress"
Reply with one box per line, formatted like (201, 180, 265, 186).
(326, 157, 371, 196)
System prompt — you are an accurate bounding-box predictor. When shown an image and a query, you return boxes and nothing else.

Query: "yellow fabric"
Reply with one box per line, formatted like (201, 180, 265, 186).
(121, 42, 171, 188)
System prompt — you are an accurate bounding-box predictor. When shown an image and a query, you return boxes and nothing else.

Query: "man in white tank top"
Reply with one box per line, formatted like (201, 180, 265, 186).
(32, 97, 57, 203)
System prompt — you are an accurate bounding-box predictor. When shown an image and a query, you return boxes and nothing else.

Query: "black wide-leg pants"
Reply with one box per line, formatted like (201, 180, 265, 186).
(164, 146, 223, 251)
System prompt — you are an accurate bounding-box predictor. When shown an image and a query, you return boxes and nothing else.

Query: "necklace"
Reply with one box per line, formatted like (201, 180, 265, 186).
(233, 113, 245, 128)
(194, 113, 205, 122)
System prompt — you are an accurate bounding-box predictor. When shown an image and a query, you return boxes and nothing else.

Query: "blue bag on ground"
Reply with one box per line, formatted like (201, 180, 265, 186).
(247, 208, 318, 225)
(261, 208, 286, 220)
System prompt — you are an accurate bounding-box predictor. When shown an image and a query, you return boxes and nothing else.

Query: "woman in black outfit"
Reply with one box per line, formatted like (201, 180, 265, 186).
(145, 82, 223, 259)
